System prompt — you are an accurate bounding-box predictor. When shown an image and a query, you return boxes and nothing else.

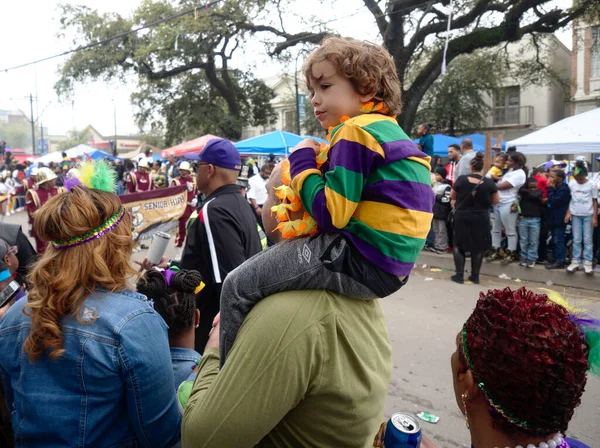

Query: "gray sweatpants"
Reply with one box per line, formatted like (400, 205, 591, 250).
(219, 233, 406, 367)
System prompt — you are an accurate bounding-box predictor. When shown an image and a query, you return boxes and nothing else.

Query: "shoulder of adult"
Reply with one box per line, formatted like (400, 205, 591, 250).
(0, 223, 21, 245)
(83, 289, 162, 334)
(0, 297, 28, 329)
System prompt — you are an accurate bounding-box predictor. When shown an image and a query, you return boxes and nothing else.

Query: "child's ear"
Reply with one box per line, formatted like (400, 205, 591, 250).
(359, 92, 378, 103)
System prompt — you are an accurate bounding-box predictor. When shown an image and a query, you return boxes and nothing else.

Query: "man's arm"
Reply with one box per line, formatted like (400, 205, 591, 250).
(182, 299, 322, 447)
(246, 178, 262, 215)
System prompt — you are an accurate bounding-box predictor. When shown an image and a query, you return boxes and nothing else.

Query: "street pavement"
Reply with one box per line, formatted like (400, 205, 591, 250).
(383, 269, 600, 447)
(6, 210, 600, 446)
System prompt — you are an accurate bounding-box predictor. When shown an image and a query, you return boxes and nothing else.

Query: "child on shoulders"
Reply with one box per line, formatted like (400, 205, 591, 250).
(219, 36, 434, 366)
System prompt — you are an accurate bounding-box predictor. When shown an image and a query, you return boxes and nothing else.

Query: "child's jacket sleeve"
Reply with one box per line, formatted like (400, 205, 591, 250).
(288, 122, 383, 232)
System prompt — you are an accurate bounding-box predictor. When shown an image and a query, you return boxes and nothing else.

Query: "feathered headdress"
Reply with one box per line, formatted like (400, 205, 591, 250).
(64, 161, 117, 193)
(541, 288, 600, 377)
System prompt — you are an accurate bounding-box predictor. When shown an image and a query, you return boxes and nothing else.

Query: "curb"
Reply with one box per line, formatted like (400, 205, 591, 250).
(417, 251, 599, 292)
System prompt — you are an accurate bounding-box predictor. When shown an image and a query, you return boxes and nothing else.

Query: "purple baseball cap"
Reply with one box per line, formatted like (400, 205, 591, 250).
(185, 138, 241, 171)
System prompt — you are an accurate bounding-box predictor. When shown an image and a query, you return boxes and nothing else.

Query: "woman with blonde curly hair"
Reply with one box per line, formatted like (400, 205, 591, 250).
(0, 167, 181, 447)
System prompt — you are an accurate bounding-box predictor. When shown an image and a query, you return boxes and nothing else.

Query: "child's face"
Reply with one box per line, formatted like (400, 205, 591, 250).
(434, 173, 443, 183)
(308, 60, 373, 129)
(574, 175, 587, 185)
(528, 181, 538, 190)
(494, 158, 505, 169)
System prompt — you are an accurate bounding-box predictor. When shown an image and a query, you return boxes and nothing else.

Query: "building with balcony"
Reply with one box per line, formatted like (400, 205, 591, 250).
(571, 19, 600, 114)
(241, 74, 307, 140)
(481, 35, 571, 141)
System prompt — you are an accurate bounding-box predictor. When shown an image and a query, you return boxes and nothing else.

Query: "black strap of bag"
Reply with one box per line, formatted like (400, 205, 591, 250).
(448, 176, 484, 222)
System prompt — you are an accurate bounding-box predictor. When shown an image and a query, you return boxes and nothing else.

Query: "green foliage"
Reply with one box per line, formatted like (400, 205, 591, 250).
(0, 121, 32, 150)
(138, 129, 166, 149)
(56, 0, 277, 142)
(303, 99, 326, 138)
(57, 127, 92, 151)
(415, 51, 506, 135)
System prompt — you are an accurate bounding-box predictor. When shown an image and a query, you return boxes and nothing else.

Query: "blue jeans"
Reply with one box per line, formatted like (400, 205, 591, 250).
(492, 203, 518, 251)
(115, 181, 125, 196)
(551, 226, 566, 264)
(571, 215, 594, 263)
(519, 217, 541, 262)
(551, 226, 567, 264)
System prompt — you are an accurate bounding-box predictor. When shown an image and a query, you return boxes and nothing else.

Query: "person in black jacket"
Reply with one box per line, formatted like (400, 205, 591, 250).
(181, 139, 262, 353)
(432, 167, 452, 253)
(545, 170, 571, 270)
(518, 178, 546, 268)
(0, 222, 37, 287)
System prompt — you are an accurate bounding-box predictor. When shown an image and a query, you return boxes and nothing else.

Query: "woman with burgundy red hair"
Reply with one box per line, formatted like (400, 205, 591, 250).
(451, 287, 595, 448)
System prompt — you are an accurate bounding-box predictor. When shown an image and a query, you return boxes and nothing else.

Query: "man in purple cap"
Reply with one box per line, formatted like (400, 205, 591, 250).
(181, 138, 262, 352)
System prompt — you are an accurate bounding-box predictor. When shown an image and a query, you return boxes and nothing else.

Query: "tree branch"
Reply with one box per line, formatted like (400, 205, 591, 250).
(233, 21, 328, 55)
(139, 62, 209, 80)
(363, 0, 389, 36)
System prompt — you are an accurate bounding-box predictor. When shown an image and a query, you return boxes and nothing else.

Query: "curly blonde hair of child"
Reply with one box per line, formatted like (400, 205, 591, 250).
(303, 36, 402, 115)
(23, 187, 137, 361)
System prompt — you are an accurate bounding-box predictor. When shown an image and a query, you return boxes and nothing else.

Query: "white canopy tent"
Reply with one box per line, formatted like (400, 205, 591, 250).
(507, 108, 600, 155)
(36, 144, 98, 165)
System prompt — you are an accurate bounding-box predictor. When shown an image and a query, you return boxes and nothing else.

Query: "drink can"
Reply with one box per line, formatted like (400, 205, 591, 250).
(383, 412, 422, 448)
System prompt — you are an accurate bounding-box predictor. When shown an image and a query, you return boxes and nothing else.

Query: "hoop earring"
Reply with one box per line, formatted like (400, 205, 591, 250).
(461, 393, 470, 429)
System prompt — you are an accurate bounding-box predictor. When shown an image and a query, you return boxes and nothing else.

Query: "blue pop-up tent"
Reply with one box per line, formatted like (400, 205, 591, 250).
(413, 134, 464, 157)
(413, 133, 507, 156)
(88, 150, 119, 161)
(235, 131, 325, 156)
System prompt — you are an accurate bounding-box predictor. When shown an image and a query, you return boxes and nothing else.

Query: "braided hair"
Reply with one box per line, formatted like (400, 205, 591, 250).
(459, 287, 589, 436)
(137, 269, 202, 337)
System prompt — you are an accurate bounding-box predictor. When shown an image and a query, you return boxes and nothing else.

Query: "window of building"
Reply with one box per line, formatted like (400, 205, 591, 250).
(493, 86, 520, 125)
(592, 26, 600, 78)
(283, 110, 295, 133)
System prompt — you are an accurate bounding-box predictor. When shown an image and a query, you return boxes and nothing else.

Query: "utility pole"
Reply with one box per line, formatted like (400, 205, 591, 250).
(294, 48, 310, 136)
(295, 63, 301, 136)
(29, 94, 35, 155)
(40, 122, 44, 154)
(113, 100, 117, 157)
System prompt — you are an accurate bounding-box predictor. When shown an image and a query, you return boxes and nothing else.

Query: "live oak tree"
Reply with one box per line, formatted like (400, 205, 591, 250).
(251, 0, 600, 132)
(56, 0, 278, 144)
(57, 0, 600, 143)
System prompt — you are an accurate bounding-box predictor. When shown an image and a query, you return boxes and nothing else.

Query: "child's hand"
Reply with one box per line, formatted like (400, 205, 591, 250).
(594, 216, 598, 228)
(291, 139, 320, 155)
(565, 210, 572, 224)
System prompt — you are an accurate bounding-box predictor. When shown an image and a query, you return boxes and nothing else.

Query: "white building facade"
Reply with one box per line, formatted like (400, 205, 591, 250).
(241, 74, 308, 140)
(482, 35, 571, 142)
(571, 20, 600, 115)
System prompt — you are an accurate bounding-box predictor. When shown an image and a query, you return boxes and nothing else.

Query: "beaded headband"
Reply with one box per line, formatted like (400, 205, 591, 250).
(51, 207, 126, 250)
(461, 325, 549, 433)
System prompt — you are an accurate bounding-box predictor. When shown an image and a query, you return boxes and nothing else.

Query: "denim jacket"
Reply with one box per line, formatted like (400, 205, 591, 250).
(170, 347, 201, 393)
(0, 289, 181, 448)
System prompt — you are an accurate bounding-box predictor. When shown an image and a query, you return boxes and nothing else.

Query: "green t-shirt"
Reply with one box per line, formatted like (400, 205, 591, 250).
(182, 289, 392, 447)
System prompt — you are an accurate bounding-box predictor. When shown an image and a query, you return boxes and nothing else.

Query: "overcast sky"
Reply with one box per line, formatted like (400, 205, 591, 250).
(0, 0, 571, 138)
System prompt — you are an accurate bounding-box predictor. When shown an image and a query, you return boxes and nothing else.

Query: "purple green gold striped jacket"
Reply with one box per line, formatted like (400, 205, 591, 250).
(288, 114, 434, 276)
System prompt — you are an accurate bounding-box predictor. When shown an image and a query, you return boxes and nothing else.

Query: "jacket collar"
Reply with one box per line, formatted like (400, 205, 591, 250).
(205, 184, 239, 201)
